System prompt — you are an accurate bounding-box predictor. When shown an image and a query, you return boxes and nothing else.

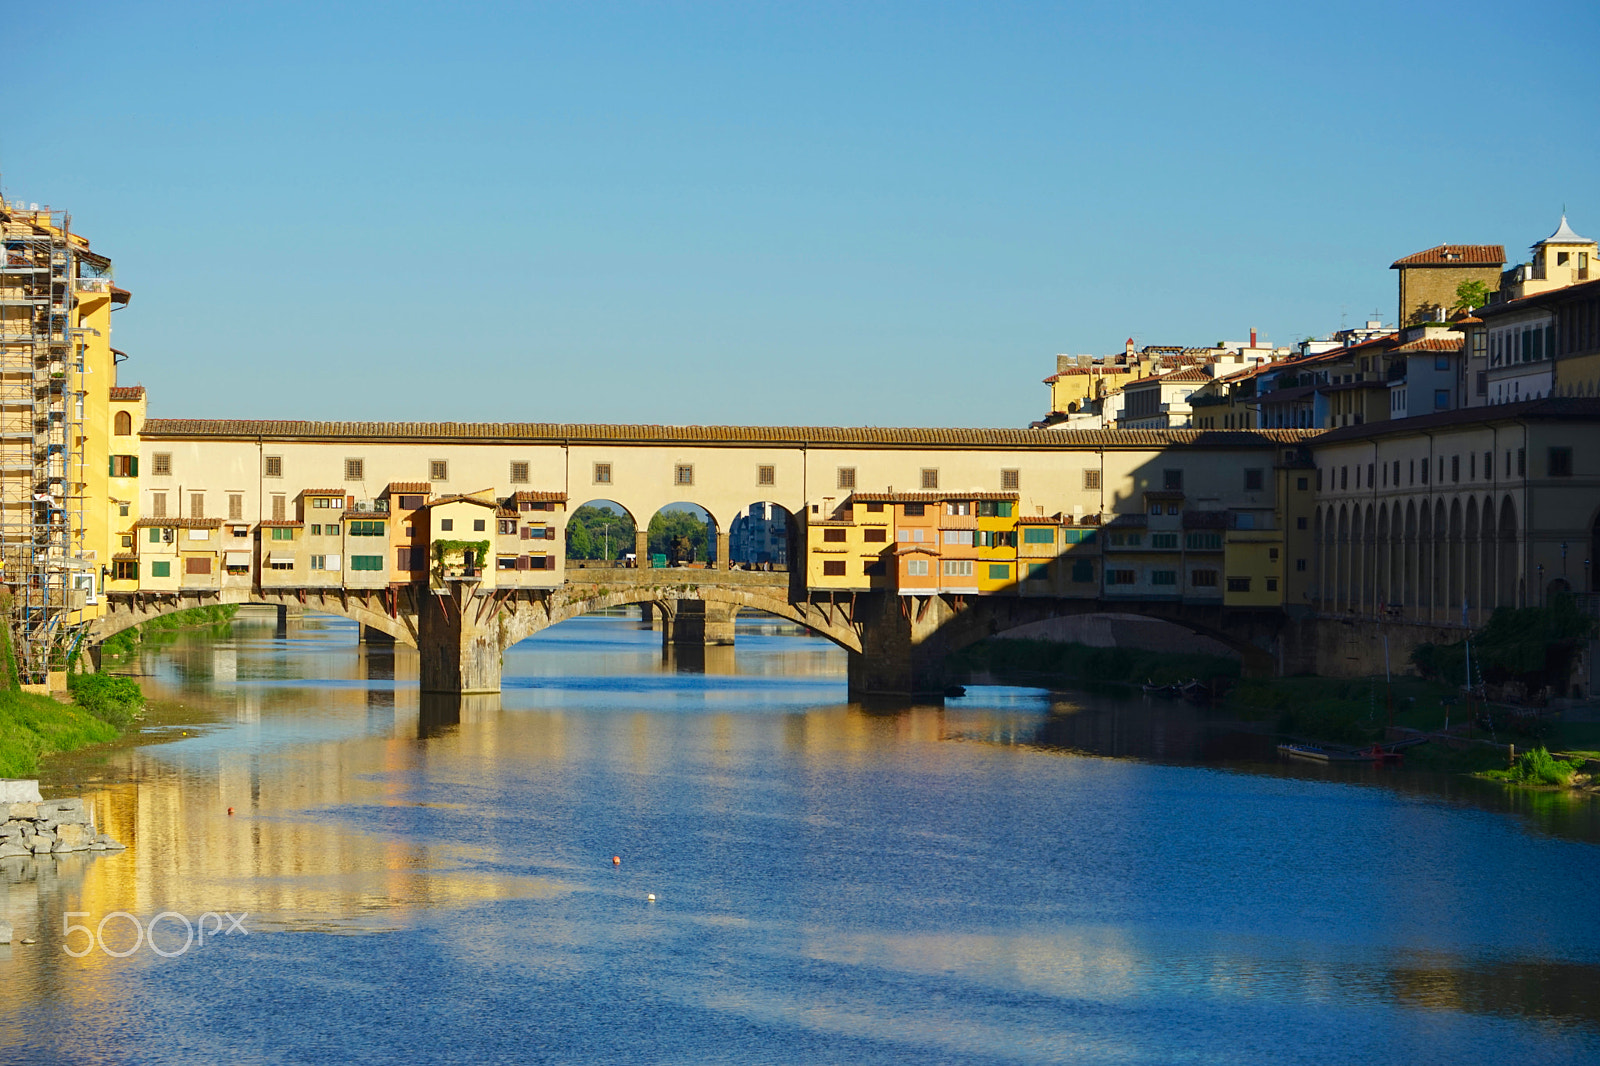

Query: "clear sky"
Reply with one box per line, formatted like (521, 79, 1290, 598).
(4, 1, 1596, 427)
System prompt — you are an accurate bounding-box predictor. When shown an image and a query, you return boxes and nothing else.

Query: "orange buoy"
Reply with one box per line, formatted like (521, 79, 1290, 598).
(227, 807, 234, 815)
(612, 856, 621, 865)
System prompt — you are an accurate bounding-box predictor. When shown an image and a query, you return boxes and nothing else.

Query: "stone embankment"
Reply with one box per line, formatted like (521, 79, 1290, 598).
(1, 797, 124, 859)
(0, 781, 125, 944)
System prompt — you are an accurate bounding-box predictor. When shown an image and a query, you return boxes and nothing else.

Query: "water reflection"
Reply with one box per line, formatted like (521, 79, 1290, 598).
(0, 611, 1596, 1063)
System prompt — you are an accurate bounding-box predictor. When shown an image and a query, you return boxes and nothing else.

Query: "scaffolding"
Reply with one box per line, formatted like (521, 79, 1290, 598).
(0, 203, 91, 683)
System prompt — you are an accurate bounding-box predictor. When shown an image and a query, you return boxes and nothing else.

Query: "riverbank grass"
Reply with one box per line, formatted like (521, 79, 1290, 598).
(0, 689, 121, 778)
(1477, 746, 1586, 787)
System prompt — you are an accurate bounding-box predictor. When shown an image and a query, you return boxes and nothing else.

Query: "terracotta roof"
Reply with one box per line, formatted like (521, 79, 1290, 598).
(1478, 276, 1600, 319)
(133, 517, 223, 529)
(1042, 366, 1136, 383)
(258, 519, 304, 528)
(508, 490, 568, 503)
(138, 419, 1319, 449)
(300, 489, 345, 498)
(496, 507, 518, 518)
(1314, 397, 1600, 444)
(386, 482, 429, 494)
(1393, 338, 1464, 354)
(108, 386, 144, 401)
(1390, 244, 1505, 268)
(425, 493, 500, 509)
(112, 552, 137, 561)
(894, 544, 940, 555)
(1103, 513, 1148, 528)
(1161, 367, 1213, 383)
(849, 491, 1019, 503)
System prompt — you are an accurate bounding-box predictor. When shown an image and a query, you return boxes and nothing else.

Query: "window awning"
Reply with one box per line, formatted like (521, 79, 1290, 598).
(267, 553, 295, 565)
(224, 552, 251, 567)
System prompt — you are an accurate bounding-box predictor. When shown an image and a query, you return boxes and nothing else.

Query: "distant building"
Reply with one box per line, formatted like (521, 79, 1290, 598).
(1390, 243, 1505, 325)
(1496, 216, 1596, 304)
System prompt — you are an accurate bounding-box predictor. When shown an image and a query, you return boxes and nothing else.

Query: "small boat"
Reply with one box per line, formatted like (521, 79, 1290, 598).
(1277, 743, 1397, 764)
(1179, 680, 1211, 704)
(943, 684, 967, 698)
(1141, 681, 1180, 697)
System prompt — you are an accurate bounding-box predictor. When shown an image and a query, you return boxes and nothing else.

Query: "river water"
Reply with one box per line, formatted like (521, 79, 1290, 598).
(3, 609, 1600, 1064)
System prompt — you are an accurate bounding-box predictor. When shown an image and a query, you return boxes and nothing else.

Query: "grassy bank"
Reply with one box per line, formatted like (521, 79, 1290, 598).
(1225, 675, 1461, 745)
(947, 638, 1240, 687)
(1477, 746, 1588, 788)
(99, 603, 239, 661)
(0, 675, 144, 778)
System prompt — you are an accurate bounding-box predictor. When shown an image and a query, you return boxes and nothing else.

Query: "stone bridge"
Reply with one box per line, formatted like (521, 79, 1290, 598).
(93, 567, 1302, 696)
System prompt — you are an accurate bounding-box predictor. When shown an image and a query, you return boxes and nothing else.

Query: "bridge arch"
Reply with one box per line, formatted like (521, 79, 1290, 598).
(497, 584, 862, 654)
(91, 590, 418, 648)
(565, 498, 640, 564)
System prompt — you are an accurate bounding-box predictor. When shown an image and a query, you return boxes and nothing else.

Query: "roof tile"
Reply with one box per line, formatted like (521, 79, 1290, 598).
(1390, 244, 1506, 268)
(139, 419, 1319, 449)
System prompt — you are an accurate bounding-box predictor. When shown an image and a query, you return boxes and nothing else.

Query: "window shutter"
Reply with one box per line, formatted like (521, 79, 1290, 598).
(520, 526, 530, 540)
(545, 527, 555, 540)
(517, 555, 530, 571)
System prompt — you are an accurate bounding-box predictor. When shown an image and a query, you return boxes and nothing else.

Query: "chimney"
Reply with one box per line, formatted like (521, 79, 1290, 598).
(1125, 337, 1136, 356)
(1057, 354, 1072, 373)
(1250, 327, 1257, 348)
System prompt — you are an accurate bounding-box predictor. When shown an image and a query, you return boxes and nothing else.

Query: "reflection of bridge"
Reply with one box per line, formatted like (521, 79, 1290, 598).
(94, 566, 1292, 695)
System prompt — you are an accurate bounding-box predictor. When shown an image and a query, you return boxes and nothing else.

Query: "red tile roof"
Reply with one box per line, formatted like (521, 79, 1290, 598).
(139, 420, 1319, 449)
(133, 517, 223, 529)
(425, 493, 500, 509)
(1390, 244, 1505, 268)
(1392, 337, 1464, 354)
(849, 492, 1019, 503)
(108, 386, 144, 401)
(508, 490, 568, 503)
(386, 482, 430, 494)
(301, 489, 345, 498)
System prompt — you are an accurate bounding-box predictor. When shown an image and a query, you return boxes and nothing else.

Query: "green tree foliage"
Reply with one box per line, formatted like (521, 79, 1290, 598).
(1452, 278, 1490, 314)
(648, 508, 708, 562)
(566, 504, 636, 560)
(1412, 596, 1596, 688)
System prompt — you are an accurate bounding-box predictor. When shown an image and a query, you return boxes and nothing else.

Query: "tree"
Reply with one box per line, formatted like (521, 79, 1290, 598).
(566, 504, 635, 560)
(648, 508, 708, 562)
(1452, 279, 1490, 314)
(566, 519, 593, 560)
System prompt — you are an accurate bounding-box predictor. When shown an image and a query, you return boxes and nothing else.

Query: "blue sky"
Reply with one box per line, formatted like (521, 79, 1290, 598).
(4, 1, 1596, 427)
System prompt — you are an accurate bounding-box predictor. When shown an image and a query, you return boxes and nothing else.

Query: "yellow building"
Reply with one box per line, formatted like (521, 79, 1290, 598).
(973, 495, 1019, 593)
(422, 494, 501, 590)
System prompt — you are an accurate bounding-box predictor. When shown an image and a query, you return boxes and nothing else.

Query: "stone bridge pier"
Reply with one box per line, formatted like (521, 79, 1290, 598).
(659, 599, 738, 646)
(417, 583, 505, 695)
